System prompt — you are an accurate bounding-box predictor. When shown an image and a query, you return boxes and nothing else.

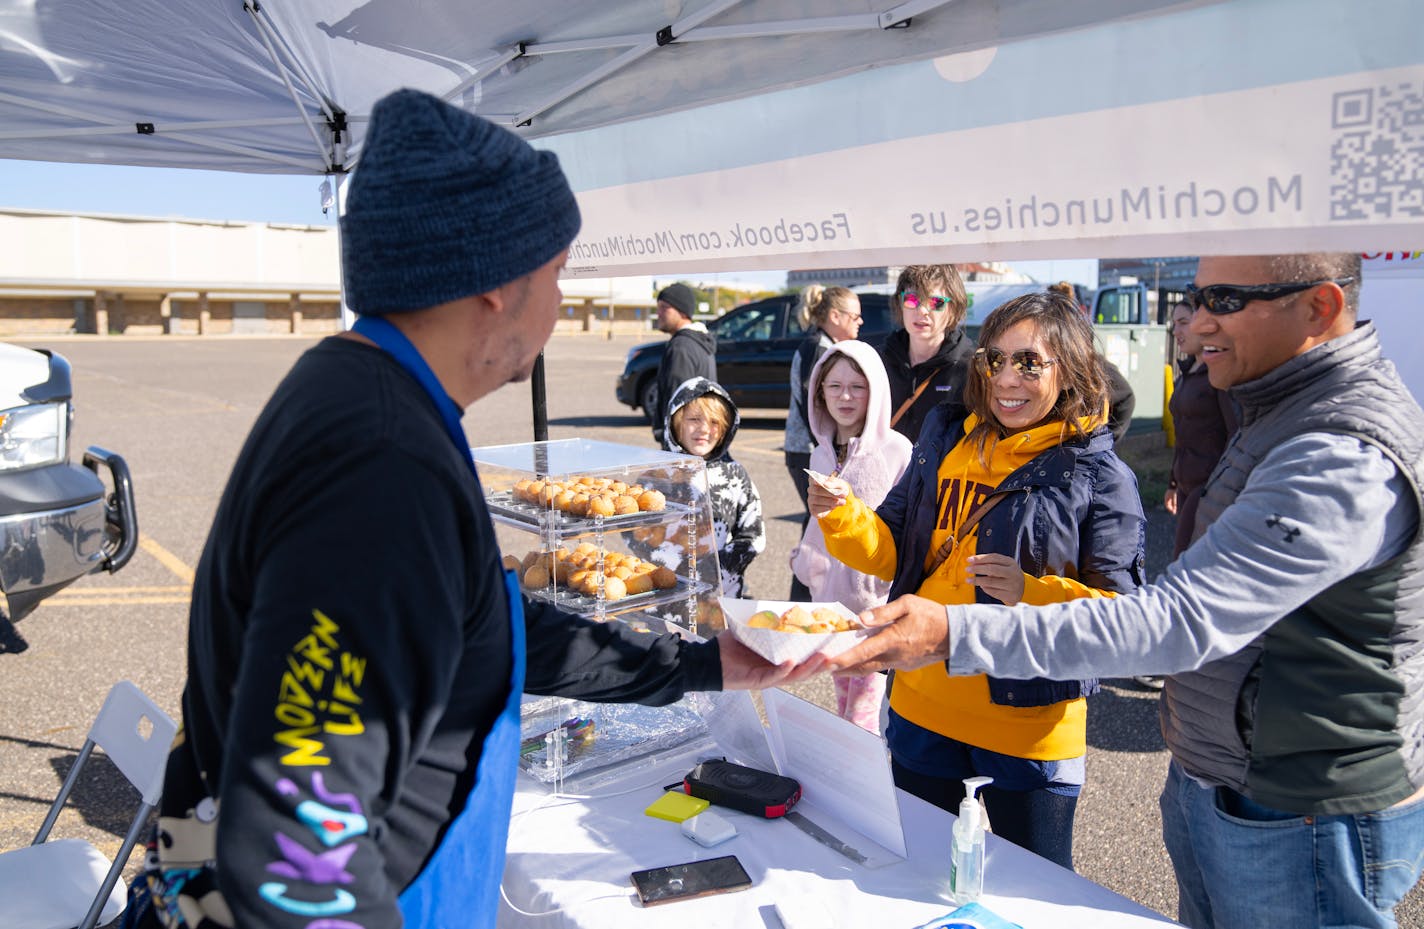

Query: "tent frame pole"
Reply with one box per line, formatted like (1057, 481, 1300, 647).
(243, 2, 339, 170)
(515, 0, 745, 128)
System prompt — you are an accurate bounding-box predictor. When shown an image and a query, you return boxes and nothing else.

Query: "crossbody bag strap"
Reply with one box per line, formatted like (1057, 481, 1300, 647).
(922, 489, 1012, 578)
(890, 366, 947, 429)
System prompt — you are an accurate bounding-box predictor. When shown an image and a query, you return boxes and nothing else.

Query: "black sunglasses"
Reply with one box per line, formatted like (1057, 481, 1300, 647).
(974, 347, 1058, 380)
(1184, 277, 1355, 315)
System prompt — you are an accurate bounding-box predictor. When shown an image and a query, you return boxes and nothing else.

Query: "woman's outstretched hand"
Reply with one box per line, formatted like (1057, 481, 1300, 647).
(806, 473, 851, 518)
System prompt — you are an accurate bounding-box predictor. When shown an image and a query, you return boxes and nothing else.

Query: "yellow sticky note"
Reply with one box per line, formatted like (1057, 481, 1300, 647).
(643, 791, 710, 823)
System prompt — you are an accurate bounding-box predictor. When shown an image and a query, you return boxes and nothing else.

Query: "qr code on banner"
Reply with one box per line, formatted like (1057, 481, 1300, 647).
(1329, 82, 1424, 221)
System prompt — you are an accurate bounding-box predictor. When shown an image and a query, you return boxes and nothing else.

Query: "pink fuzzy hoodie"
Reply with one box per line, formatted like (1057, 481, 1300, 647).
(789, 339, 913, 612)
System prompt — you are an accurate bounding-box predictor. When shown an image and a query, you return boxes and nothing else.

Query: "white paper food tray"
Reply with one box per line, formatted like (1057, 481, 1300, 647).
(722, 598, 871, 664)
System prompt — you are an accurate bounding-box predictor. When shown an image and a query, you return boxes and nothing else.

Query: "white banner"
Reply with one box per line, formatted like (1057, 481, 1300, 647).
(566, 65, 1424, 276)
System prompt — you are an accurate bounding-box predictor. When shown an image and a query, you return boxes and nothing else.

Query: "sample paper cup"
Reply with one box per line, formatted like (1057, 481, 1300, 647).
(722, 598, 870, 664)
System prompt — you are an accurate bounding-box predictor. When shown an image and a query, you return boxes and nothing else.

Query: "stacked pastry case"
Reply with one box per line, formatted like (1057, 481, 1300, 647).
(472, 438, 724, 636)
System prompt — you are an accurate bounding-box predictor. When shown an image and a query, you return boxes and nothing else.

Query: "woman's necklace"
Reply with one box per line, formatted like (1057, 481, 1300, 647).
(833, 438, 850, 473)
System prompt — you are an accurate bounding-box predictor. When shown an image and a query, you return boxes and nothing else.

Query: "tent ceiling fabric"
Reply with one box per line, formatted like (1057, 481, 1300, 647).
(0, 0, 1219, 174)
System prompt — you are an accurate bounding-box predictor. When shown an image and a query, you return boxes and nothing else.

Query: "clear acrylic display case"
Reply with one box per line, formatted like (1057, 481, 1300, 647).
(472, 438, 724, 635)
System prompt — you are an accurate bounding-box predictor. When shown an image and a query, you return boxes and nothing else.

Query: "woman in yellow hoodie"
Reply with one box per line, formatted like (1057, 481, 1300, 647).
(809, 292, 1146, 869)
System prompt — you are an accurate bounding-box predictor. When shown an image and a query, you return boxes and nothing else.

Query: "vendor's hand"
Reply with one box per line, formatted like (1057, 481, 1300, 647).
(716, 632, 828, 690)
(806, 475, 851, 518)
(825, 595, 950, 675)
(965, 553, 1026, 605)
(1164, 486, 1178, 516)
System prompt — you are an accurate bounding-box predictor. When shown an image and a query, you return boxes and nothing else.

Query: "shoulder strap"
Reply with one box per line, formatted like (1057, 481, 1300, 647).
(890, 366, 948, 429)
(921, 489, 1012, 577)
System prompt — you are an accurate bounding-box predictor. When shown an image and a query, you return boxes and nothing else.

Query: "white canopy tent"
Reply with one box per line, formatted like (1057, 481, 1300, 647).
(0, 0, 1218, 172)
(2, 0, 1419, 272)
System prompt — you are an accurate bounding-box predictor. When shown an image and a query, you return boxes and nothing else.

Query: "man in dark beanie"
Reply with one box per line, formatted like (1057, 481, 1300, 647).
(145, 89, 813, 929)
(651, 282, 717, 445)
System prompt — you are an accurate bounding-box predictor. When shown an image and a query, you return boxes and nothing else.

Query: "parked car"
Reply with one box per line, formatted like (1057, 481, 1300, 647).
(1, 342, 137, 622)
(616, 292, 895, 420)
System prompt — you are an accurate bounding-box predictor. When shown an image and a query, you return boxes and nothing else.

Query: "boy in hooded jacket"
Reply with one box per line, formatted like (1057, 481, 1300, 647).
(656, 377, 766, 599)
(791, 341, 912, 730)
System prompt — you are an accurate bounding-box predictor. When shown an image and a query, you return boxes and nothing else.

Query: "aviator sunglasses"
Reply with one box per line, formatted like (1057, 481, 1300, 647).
(1184, 277, 1355, 315)
(898, 290, 953, 313)
(974, 347, 1058, 380)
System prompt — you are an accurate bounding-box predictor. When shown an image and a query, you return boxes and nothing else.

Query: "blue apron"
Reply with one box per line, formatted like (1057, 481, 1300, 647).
(399, 570, 526, 929)
(351, 317, 527, 929)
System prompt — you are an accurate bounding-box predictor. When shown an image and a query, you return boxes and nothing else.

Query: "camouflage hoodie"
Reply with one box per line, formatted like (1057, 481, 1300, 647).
(661, 377, 766, 597)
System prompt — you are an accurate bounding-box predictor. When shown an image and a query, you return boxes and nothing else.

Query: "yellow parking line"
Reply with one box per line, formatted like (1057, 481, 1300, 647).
(139, 534, 196, 584)
(42, 596, 191, 606)
(51, 585, 190, 596)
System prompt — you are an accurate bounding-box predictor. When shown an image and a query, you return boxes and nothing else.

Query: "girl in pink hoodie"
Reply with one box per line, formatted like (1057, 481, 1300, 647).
(790, 340, 913, 730)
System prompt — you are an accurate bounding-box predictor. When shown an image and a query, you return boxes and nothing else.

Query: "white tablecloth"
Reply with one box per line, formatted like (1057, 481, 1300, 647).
(498, 749, 1177, 929)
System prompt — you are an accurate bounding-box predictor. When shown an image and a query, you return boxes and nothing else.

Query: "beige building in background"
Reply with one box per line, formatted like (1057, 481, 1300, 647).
(0, 208, 657, 338)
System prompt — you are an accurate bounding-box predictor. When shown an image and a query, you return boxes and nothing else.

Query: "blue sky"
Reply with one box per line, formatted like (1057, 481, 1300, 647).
(2, 159, 1098, 288)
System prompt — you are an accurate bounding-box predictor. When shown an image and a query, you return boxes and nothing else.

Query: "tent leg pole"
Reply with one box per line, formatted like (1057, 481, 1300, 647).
(532, 352, 549, 443)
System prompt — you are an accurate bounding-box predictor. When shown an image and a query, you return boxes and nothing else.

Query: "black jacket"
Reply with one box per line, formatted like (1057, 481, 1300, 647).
(652, 324, 716, 445)
(879, 327, 975, 443)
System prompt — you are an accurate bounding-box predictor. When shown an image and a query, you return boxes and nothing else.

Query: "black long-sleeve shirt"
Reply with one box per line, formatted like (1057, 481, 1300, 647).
(652, 324, 716, 445)
(158, 337, 721, 928)
(879, 327, 975, 443)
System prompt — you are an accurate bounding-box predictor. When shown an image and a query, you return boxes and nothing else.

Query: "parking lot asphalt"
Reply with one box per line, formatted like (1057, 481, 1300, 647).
(2, 330, 1419, 926)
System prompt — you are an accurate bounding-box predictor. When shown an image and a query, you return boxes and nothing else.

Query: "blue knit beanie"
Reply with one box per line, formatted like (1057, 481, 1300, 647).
(341, 89, 582, 314)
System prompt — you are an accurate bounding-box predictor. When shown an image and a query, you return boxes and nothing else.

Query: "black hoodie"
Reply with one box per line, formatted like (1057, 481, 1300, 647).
(879, 327, 975, 443)
(652, 323, 717, 445)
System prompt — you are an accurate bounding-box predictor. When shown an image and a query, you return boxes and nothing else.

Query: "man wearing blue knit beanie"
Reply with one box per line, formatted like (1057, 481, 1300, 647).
(145, 88, 818, 929)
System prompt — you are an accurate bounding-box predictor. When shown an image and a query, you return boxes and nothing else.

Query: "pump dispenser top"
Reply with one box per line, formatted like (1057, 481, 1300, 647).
(957, 777, 991, 835)
(949, 776, 992, 904)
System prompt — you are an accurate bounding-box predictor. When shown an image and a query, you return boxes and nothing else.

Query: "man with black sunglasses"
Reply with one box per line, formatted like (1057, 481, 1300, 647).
(829, 252, 1424, 929)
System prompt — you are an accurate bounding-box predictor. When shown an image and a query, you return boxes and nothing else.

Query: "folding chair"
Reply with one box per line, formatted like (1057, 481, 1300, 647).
(0, 680, 177, 929)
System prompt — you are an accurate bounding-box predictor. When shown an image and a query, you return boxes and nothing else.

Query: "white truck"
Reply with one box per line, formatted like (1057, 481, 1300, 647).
(0, 342, 137, 624)
(1092, 254, 1423, 410)
(1360, 252, 1423, 404)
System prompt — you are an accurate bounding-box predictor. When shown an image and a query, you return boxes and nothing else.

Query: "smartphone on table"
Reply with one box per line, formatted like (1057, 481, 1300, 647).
(630, 854, 753, 907)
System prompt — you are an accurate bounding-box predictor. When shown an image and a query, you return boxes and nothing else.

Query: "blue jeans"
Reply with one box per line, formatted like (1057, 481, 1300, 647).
(1160, 760, 1424, 929)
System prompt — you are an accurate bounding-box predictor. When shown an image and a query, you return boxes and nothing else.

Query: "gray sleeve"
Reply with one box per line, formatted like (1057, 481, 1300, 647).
(785, 350, 809, 451)
(946, 433, 1417, 680)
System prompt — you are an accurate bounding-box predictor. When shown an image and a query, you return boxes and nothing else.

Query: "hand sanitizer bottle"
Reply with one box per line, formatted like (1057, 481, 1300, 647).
(949, 776, 993, 904)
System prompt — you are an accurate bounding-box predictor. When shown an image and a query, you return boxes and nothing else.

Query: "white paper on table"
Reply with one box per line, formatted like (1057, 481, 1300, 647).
(692, 690, 779, 774)
(763, 688, 907, 861)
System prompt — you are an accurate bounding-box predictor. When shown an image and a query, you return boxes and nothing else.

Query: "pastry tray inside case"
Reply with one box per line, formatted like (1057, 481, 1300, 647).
(486, 489, 693, 537)
(523, 574, 712, 617)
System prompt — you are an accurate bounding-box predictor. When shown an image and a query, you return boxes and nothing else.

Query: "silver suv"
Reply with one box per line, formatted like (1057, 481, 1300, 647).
(1, 342, 137, 626)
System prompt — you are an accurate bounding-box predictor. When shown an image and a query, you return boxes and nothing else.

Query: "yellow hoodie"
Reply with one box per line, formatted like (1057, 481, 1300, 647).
(820, 415, 1115, 759)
